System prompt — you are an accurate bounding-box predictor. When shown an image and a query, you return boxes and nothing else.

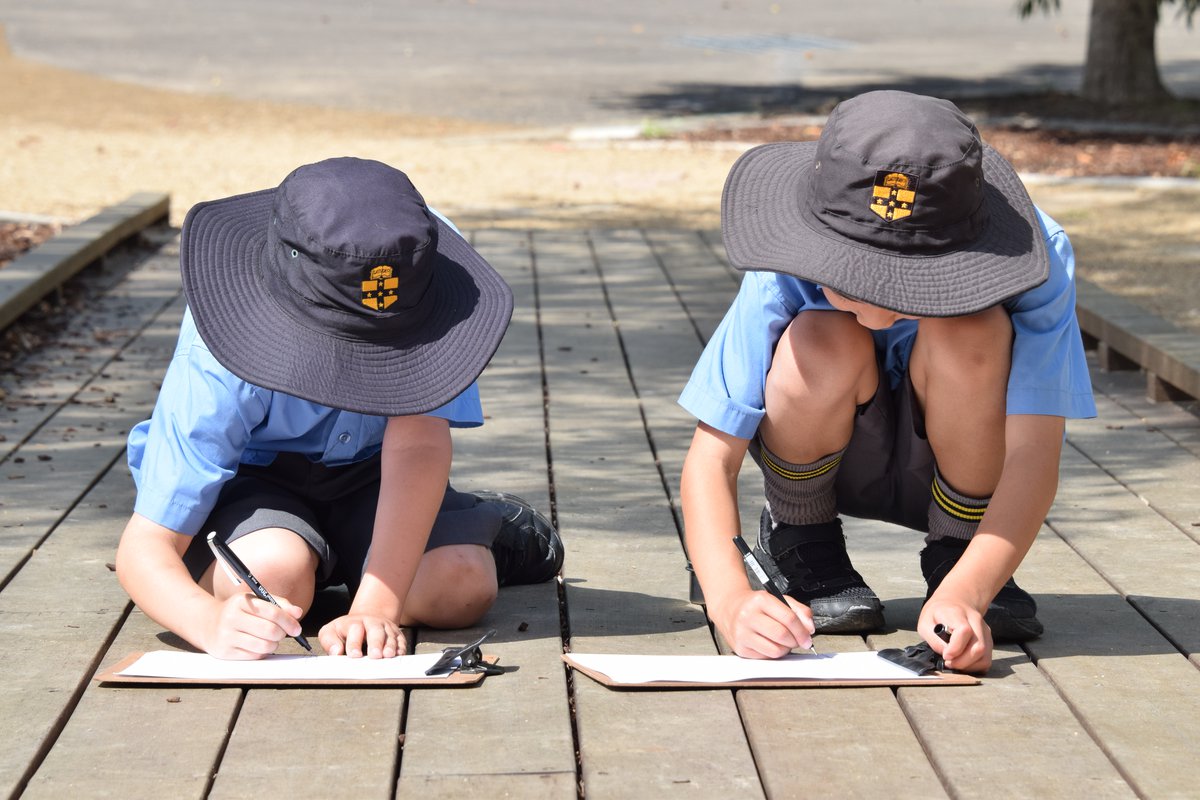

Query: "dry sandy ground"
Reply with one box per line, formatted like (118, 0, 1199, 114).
(2, 27, 1198, 333)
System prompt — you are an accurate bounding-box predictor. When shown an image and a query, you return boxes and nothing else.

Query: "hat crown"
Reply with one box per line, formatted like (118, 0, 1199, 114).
(267, 157, 437, 336)
(809, 91, 987, 254)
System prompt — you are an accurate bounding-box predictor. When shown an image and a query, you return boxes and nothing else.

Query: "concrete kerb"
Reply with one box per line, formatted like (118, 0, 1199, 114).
(0, 193, 169, 332)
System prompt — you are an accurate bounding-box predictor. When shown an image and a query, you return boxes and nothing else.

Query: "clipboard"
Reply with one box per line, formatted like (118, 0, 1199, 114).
(563, 652, 979, 689)
(95, 650, 500, 687)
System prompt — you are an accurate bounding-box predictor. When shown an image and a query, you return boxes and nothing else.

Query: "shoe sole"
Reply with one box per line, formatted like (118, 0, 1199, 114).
(812, 603, 886, 634)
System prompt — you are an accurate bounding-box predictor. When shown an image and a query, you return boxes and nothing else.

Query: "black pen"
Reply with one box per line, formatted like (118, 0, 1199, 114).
(733, 535, 818, 655)
(933, 623, 953, 643)
(206, 531, 313, 653)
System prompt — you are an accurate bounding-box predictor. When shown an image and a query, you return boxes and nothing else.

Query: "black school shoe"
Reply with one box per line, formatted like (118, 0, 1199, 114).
(755, 508, 886, 634)
(474, 491, 564, 587)
(920, 537, 1044, 642)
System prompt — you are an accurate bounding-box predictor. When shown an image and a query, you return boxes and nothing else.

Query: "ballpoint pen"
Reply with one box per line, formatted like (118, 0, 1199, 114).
(206, 531, 313, 653)
(933, 623, 953, 643)
(733, 535, 818, 655)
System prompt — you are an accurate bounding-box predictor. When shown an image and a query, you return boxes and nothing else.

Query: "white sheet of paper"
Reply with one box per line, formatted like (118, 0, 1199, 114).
(117, 650, 452, 681)
(568, 651, 933, 684)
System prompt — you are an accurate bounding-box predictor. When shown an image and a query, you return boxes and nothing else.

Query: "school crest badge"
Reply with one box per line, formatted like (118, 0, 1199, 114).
(870, 171, 918, 222)
(361, 265, 399, 311)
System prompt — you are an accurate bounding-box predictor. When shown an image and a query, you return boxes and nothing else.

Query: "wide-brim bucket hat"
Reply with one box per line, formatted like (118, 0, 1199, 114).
(180, 157, 513, 416)
(721, 91, 1049, 317)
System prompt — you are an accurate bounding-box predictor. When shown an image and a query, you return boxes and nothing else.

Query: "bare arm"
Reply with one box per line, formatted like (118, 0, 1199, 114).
(921, 413, 1065, 671)
(115, 513, 303, 659)
(318, 414, 452, 658)
(681, 422, 814, 658)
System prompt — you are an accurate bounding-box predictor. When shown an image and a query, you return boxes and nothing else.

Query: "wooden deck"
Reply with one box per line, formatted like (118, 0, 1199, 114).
(2, 227, 1199, 799)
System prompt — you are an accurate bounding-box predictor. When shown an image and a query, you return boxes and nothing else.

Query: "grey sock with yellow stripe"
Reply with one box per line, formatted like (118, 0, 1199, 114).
(926, 468, 989, 542)
(749, 435, 843, 526)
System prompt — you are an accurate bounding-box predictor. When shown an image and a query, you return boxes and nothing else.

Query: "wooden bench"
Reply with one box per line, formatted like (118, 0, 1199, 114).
(1076, 276, 1200, 403)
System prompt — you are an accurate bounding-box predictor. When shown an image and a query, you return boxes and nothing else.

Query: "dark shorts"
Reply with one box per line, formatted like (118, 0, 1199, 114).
(183, 452, 502, 591)
(832, 362, 935, 533)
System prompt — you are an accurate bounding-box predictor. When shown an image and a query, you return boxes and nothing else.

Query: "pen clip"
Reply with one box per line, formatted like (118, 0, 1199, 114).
(424, 629, 502, 676)
(206, 531, 243, 587)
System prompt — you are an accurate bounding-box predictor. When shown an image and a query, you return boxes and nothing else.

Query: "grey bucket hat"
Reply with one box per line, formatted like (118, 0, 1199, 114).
(721, 91, 1049, 317)
(180, 157, 513, 416)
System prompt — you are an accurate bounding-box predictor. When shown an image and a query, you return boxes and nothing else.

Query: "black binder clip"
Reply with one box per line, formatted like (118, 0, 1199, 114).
(425, 629, 503, 676)
(877, 641, 952, 676)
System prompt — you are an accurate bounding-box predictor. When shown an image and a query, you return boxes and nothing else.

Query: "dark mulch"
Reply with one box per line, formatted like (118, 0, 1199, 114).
(674, 91, 1200, 179)
(0, 221, 58, 269)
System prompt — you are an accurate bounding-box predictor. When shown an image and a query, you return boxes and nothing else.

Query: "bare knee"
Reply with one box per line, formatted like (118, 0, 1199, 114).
(403, 545, 498, 629)
(206, 527, 319, 613)
(760, 310, 876, 461)
(766, 310, 877, 408)
(912, 306, 1012, 398)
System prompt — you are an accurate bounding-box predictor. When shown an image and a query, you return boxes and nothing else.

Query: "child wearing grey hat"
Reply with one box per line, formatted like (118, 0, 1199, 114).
(679, 91, 1095, 673)
(117, 157, 562, 660)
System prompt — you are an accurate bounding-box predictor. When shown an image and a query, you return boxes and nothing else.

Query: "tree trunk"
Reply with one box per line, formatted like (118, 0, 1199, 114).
(1081, 0, 1171, 104)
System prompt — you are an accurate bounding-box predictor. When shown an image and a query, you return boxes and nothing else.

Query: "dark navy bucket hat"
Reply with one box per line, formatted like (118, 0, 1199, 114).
(180, 156, 513, 415)
(721, 91, 1049, 317)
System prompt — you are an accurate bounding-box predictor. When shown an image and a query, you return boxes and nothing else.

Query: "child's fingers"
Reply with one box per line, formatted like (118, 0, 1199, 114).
(750, 593, 812, 652)
(243, 595, 302, 638)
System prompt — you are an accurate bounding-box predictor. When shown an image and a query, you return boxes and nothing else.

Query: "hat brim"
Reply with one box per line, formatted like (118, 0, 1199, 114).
(721, 141, 1049, 317)
(180, 189, 513, 416)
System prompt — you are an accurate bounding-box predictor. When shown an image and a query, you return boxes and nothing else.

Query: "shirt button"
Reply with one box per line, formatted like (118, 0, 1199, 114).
(338, 432, 351, 444)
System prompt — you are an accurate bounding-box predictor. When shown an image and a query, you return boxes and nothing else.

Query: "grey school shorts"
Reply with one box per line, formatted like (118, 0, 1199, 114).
(830, 362, 936, 533)
(184, 452, 503, 592)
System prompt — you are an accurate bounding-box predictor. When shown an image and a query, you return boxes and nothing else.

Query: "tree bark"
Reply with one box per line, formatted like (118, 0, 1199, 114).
(1081, 0, 1172, 104)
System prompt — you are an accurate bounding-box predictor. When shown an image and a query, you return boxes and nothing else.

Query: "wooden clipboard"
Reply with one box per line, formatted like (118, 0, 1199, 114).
(563, 653, 979, 689)
(94, 651, 499, 687)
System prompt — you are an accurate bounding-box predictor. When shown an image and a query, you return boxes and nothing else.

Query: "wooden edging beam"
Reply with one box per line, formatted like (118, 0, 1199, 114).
(1075, 276, 1200, 403)
(0, 192, 169, 331)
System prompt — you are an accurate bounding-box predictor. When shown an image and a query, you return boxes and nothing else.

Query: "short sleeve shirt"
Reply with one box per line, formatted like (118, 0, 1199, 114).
(127, 308, 484, 535)
(678, 208, 1097, 440)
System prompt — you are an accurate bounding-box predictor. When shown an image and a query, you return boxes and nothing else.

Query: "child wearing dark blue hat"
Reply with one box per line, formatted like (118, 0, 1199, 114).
(116, 157, 562, 660)
(679, 91, 1095, 673)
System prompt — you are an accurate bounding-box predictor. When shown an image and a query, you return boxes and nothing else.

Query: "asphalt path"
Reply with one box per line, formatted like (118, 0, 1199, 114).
(1, 0, 1197, 126)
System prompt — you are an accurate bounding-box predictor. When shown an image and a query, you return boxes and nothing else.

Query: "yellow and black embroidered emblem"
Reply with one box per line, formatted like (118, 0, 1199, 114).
(871, 170, 918, 222)
(361, 265, 399, 311)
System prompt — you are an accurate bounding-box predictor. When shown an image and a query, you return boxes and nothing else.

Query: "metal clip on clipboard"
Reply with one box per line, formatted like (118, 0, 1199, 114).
(877, 641, 951, 676)
(424, 629, 504, 676)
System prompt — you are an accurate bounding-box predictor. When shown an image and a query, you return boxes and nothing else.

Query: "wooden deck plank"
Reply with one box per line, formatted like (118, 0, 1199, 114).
(1020, 518, 1200, 797)
(0, 288, 185, 586)
(398, 230, 576, 795)
(641, 228, 739, 343)
(1053, 449, 1200, 663)
(24, 607, 241, 800)
(1089, 362, 1200, 461)
(853, 517, 1139, 799)
(209, 687, 405, 799)
(0, 237, 181, 464)
(1066, 393, 1200, 545)
(535, 230, 763, 798)
(0, 302, 187, 796)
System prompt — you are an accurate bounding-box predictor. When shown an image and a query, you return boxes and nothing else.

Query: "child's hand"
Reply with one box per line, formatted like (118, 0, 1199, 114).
(919, 600, 993, 673)
(716, 588, 816, 659)
(319, 614, 407, 658)
(206, 592, 305, 660)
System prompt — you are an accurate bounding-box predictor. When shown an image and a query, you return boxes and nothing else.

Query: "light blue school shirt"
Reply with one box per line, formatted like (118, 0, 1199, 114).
(679, 209, 1097, 440)
(127, 307, 483, 536)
